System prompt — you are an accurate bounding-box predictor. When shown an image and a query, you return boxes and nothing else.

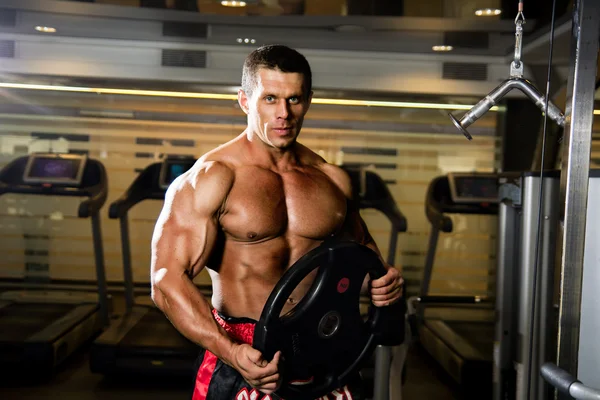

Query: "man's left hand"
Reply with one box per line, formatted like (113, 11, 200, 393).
(370, 266, 403, 307)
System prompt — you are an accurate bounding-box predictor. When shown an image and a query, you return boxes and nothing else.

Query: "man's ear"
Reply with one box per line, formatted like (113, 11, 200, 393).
(238, 89, 249, 115)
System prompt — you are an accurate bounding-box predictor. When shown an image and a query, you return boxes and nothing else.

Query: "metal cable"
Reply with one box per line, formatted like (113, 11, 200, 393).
(527, 0, 559, 398)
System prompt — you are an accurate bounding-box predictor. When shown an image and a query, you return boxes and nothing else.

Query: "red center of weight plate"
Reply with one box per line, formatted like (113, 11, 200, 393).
(337, 278, 350, 293)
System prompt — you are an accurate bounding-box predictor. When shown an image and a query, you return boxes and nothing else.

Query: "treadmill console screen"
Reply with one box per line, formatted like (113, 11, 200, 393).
(448, 173, 498, 204)
(23, 153, 87, 186)
(159, 158, 196, 190)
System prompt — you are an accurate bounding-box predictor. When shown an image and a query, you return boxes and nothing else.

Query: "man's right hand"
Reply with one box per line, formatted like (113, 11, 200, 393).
(231, 344, 282, 394)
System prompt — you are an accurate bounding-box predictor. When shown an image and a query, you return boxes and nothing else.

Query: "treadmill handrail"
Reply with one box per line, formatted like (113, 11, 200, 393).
(0, 156, 108, 218)
(425, 176, 454, 233)
(109, 162, 165, 219)
(79, 162, 108, 218)
(361, 198, 407, 233)
(341, 166, 408, 234)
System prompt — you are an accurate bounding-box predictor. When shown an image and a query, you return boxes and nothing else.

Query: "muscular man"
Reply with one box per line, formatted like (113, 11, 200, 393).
(150, 45, 403, 400)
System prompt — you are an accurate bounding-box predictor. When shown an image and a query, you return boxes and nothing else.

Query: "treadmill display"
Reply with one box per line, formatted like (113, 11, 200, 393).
(449, 174, 498, 204)
(23, 153, 87, 186)
(159, 158, 195, 189)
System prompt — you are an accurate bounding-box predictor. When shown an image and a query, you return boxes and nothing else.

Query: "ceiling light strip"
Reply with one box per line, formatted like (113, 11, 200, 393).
(311, 98, 491, 111)
(0, 82, 507, 111)
(0, 82, 236, 100)
(475, 8, 502, 16)
(432, 45, 454, 52)
(221, 1, 247, 7)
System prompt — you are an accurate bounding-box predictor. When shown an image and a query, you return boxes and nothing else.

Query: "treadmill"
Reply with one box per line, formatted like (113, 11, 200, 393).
(418, 172, 503, 396)
(0, 152, 110, 377)
(342, 166, 408, 400)
(90, 156, 200, 377)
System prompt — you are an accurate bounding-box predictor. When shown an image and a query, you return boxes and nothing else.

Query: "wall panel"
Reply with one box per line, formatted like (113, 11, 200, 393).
(0, 90, 505, 297)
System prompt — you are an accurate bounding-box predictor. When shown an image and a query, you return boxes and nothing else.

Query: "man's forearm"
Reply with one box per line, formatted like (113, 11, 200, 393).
(152, 270, 237, 365)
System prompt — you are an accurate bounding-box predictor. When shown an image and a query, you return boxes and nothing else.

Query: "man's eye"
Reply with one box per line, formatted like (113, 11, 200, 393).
(289, 97, 299, 104)
(265, 96, 274, 102)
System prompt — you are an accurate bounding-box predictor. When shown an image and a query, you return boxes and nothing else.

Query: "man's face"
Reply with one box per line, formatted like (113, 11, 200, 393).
(239, 68, 312, 150)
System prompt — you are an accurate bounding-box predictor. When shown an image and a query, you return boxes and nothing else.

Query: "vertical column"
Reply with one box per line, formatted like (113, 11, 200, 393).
(500, 99, 543, 172)
(578, 174, 600, 388)
(555, 0, 600, 395)
(494, 188, 520, 400)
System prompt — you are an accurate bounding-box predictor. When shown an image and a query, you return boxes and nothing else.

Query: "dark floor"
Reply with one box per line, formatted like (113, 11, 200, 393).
(0, 343, 192, 399)
(403, 345, 462, 400)
(0, 291, 462, 400)
(0, 344, 461, 400)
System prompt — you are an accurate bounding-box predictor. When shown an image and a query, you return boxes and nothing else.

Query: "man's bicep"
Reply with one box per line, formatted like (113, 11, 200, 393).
(151, 162, 232, 281)
(150, 209, 215, 282)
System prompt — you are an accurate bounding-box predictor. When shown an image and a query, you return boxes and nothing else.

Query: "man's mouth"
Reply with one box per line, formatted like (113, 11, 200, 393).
(273, 127, 293, 135)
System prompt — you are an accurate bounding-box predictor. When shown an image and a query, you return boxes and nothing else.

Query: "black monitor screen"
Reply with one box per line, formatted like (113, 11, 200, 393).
(159, 159, 195, 189)
(452, 176, 498, 202)
(24, 154, 86, 185)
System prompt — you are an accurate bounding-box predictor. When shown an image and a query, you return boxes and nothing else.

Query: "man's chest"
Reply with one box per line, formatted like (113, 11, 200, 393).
(220, 167, 348, 241)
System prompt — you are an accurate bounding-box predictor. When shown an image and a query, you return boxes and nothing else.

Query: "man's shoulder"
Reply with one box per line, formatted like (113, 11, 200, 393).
(195, 135, 247, 172)
(192, 138, 243, 177)
(167, 157, 234, 207)
(192, 157, 235, 179)
(296, 143, 326, 165)
(296, 144, 352, 198)
(320, 163, 352, 198)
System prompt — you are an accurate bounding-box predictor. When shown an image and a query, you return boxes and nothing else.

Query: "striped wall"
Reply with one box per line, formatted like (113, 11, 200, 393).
(0, 89, 505, 297)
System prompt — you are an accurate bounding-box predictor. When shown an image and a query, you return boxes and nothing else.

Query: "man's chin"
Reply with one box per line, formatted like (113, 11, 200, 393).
(271, 136, 297, 150)
(273, 143, 294, 151)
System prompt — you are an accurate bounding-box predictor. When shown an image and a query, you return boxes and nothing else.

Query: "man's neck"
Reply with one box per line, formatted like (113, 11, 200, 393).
(244, 131, 300, 172)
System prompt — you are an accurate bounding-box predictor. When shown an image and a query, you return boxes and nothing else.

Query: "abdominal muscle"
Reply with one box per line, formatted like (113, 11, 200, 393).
(207, 235, 326, 321)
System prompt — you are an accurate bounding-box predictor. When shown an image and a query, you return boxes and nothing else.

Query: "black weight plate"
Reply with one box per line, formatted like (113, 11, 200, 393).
(253, 240, 387, 400)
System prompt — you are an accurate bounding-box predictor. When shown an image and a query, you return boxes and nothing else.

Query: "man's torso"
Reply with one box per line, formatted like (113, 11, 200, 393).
(204, 145, 349, 320)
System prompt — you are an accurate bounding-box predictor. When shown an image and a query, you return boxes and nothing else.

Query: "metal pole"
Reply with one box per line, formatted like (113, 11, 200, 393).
(374, 229, 400, 400)
(418, 228, 439, 322)
(494, 196, 520, 400)
(120, 216, 135, 312)
(536, 176, 561, 400)
(373, 345, 393, 400)
(555, 1, 600, 399)
(577, 174, 600, 389)
(91, 213, 109, 326)
(517, 176, 543, 400)
(420, 228, 439, 298)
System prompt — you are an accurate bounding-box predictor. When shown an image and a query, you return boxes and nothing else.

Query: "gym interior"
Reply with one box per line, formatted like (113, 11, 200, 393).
(0, 0, 599, 399)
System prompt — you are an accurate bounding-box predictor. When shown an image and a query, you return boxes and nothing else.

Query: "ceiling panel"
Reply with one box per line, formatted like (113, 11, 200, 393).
(64, 0, 566, 20)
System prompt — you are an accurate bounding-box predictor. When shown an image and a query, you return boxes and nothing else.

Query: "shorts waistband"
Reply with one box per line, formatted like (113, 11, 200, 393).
(211, 309, 256, 345)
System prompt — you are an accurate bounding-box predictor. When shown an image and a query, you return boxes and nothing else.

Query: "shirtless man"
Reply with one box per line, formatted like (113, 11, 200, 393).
(150, 45, 403, 400)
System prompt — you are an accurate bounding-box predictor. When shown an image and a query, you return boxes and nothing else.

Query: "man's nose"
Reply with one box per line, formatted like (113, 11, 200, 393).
(277, 100, 290, 119)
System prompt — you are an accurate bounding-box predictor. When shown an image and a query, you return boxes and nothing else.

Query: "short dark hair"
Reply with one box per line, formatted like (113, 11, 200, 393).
(241, 45, 312, 98)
